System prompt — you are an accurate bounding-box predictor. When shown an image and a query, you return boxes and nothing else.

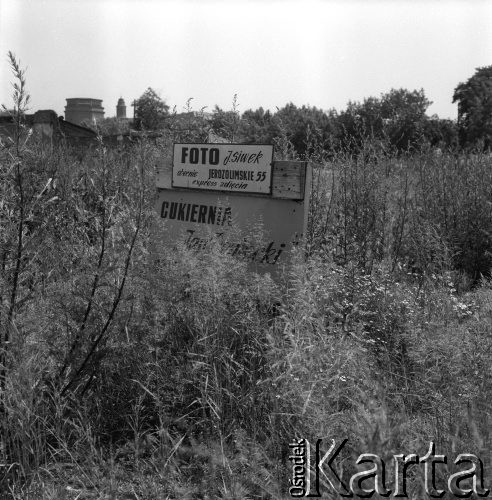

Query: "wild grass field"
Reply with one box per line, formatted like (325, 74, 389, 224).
(1, 59, 492, 499)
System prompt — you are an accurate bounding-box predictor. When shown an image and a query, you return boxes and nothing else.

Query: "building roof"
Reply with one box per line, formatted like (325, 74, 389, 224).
(0, 110, 98, 145)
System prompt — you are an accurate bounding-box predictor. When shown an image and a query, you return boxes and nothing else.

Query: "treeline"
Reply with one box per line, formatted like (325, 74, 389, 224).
(133, 88, 457, 156)
(129, 64, 492, 156)
(210, 89, 457, 156)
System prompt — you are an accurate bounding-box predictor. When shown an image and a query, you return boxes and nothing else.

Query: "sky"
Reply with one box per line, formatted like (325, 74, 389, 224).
(1, 0, 491, 120)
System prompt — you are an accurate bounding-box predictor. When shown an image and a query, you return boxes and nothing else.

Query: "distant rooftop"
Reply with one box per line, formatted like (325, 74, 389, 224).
(66, 98, 103, 104)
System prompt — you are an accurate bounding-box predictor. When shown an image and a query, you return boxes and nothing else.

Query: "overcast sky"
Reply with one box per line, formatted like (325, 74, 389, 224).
(1, 0, 491, 120)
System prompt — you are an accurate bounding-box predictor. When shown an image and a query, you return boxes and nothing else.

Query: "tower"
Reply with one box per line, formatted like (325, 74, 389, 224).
(116, 97, 127, 119)
(65, 98, 105, 125)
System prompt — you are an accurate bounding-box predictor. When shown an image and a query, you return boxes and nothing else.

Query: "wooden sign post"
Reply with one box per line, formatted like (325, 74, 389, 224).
(154, 143, 311, 275)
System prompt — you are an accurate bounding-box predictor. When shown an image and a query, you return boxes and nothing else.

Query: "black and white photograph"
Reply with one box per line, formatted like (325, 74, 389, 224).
(1, 0, 491, 498)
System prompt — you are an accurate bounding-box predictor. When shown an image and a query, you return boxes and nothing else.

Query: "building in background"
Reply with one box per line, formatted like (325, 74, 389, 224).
(116, 97, 126, 119)
(1, 94, 163, 149)
(65, 98, 105, 125)
(0, 109, 98, 147)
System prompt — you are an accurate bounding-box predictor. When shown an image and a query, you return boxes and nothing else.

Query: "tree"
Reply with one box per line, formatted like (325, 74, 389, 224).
(240, 107, 276, 144)
(337, 97, 385, 151)
(210, 104, 241, 142)
(273, 103, 338, 158)
(453, 66, 492, 149)
(337, 88, 432, 152)
(381, 88, 431, 150)
(422, 116, 459, 150)
(134, 87, 169, 130)
(209, 95, 242, 142)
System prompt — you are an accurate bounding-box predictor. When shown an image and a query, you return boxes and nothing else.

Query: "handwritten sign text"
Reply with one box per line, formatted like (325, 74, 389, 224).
(172, 144, 273, 194)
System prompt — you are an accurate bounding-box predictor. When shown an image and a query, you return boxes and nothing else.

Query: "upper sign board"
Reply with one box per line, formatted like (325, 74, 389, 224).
(172, 143, 273, 194)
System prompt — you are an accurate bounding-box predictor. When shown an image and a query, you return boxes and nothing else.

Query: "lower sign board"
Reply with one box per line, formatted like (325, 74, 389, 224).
(156, 190, 305, 270)
(155, 159, 311, 276)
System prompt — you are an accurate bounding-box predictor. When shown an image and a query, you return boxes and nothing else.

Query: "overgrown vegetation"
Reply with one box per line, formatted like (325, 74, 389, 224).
(1, 53, 491, 499)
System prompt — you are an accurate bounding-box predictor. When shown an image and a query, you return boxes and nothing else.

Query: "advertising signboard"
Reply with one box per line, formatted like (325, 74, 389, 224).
(156, 189, 306, 270)
(172, 143, 273, 194)
(155, 146, 311, 276)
